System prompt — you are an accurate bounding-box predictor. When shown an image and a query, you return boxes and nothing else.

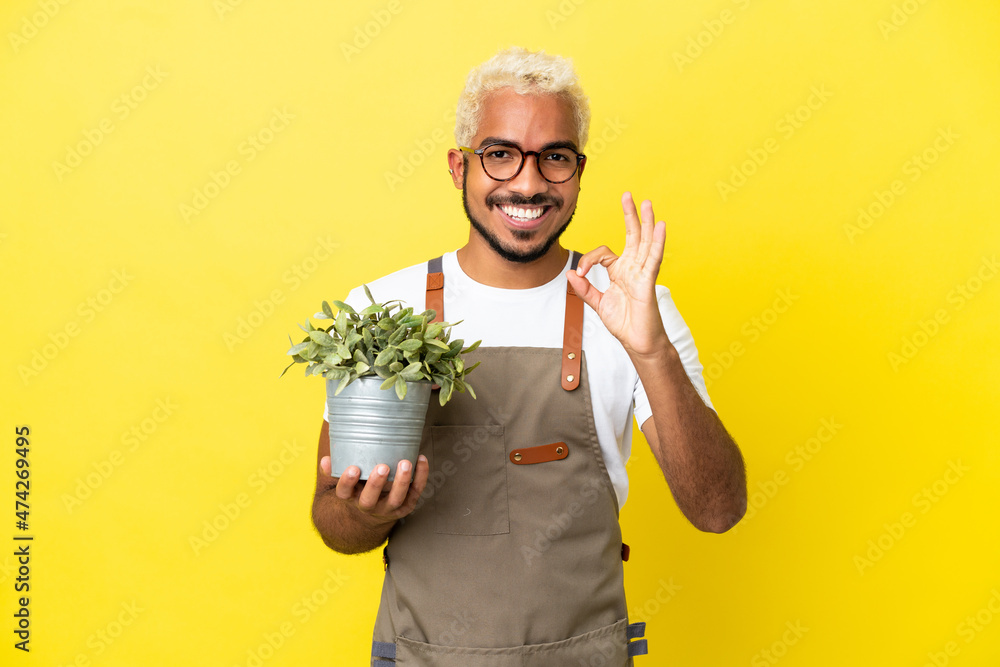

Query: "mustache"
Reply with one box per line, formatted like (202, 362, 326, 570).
(486, 193, 562, 208)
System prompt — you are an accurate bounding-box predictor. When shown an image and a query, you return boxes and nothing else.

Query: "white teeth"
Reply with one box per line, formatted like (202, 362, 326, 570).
(501, 205, 544, 221)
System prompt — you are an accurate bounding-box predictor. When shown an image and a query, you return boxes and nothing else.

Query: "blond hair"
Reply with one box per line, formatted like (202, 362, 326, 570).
(454, 47, 590, 150)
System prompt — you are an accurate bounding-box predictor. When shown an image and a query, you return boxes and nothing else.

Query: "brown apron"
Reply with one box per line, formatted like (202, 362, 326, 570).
(369, 254, 648, 666)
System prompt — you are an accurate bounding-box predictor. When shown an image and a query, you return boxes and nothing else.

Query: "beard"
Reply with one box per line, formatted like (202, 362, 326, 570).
(461, 170, 575, 264)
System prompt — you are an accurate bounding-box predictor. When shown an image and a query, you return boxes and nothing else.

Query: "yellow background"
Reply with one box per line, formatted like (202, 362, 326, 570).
(2, 0, 999, 665)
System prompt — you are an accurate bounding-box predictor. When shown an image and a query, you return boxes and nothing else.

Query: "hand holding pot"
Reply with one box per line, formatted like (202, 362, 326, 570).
(321, 454, 430, 526)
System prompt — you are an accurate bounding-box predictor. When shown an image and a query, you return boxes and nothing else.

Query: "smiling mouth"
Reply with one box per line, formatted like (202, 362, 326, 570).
(496, 204, 551, 227)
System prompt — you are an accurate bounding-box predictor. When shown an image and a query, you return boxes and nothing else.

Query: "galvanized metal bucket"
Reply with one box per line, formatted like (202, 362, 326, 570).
(326, 376, 432, 481)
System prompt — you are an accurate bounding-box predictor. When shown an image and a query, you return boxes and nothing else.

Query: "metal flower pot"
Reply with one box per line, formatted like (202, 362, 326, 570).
(326, 376, 432, 481)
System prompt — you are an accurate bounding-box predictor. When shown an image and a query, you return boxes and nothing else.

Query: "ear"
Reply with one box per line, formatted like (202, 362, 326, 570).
(447, 149, 465, 189)
(577, 156, 586, 182)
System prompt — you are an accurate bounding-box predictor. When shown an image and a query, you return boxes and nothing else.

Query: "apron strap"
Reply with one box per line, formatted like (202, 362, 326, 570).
(426, 252, 585, 391)
(628, 639, 649, 657)
(627, 622, 649, 658)
(371, 640, 396, 665)
(426, 256, 445, 324)
(561, 251, 584, 391)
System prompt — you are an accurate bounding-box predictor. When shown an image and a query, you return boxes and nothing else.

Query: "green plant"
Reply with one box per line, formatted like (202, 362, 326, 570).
(283, 286, 480, 406)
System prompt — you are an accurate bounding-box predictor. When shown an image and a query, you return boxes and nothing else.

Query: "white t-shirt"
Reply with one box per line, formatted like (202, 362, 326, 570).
(323, 250, 713, 508)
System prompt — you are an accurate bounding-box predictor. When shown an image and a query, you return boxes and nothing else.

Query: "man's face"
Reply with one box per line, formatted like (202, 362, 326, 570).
(454, 89, 584, 264)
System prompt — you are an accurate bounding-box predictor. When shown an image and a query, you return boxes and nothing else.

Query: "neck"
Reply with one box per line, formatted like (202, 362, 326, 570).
(456, 238, 569, 289)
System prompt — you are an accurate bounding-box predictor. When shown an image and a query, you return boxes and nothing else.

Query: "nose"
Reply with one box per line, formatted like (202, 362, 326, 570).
(505, 153, 548, 197)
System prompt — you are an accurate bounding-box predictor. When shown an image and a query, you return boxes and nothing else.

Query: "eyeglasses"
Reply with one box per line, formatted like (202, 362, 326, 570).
(460, 143, 586, 184)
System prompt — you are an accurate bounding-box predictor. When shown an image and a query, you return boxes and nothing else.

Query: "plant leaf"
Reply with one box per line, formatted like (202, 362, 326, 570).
(399, 362, 423, 381)
(388, 324, 408, 346)
(334, 373, 352, 396)
(394, 375, 407, 400)
(425, 338, 450, 350)
(398, 338, 423, 352)
(332, 300, 356, 314)
(380, 374, 397, 391)
(439, 377, 453, 406)
(308, 330, 335, 346)
(375, 348, 396, 367)
(287, 342, 309, 355)
(425, 323, 443, 340)
(462, 340, 482, 353)
(322, 301, 335, 318)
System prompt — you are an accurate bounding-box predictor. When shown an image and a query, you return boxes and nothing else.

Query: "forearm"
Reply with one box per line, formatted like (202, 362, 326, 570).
(312, 490, 395, 554)
(632, 340, 747, 533)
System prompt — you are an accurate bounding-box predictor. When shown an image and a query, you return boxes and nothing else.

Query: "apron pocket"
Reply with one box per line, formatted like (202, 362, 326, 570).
(394, 618, 630, 667)
(429, 424, 509, 536)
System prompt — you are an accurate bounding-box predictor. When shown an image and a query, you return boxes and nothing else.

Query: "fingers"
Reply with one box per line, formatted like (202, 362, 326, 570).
(319, 455, 332, 476)
(637, 199, 655, 265)
(623, 193, 667, 275)
(649, 219, 667, 275)
(622, 192, 640, 256)
(403, 455, 430, 511)
(382, 459, 415, 508)
(357, 464, 391, 510)
(566, 269, 603, 313)
(334, 465, 362, 500)
(575, 245, 618, 276)
(410, 455, 430, 497)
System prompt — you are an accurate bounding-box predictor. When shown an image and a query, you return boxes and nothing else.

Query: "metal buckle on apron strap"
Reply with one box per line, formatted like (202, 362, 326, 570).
(509, 441, 570, 464)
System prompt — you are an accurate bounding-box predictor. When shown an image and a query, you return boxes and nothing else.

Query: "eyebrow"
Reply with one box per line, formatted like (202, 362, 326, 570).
(476, 136, 580, 153)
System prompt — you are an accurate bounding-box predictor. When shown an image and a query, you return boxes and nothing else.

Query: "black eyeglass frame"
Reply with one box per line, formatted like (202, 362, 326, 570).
(460, 143, 587, 184)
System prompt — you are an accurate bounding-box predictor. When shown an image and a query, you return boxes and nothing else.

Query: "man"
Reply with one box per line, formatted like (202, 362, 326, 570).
(312, 47, 746, 665)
